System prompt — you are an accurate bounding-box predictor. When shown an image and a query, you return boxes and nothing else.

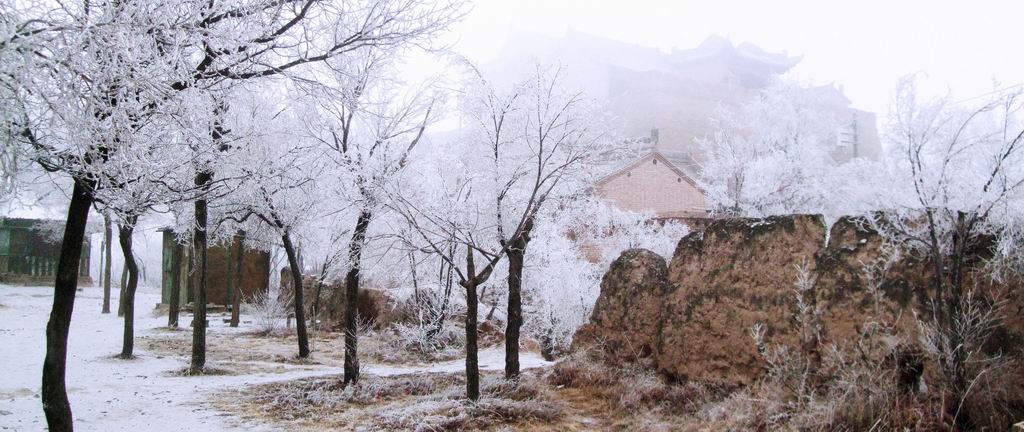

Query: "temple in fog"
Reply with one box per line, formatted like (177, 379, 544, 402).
(487, 31, 881, 217)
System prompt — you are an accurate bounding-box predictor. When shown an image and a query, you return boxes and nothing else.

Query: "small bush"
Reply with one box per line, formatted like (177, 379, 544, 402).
(376, 320, 465, 363)
(481, 373, 544, 401)
(246, 290, 289, 336)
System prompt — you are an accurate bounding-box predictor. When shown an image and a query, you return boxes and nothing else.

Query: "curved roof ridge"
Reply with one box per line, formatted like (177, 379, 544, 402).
(671, 35, 801, 71)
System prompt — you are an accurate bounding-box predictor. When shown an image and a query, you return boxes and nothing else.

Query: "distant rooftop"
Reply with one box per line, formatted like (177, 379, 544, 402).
(669, 35, 801, 72)
(494, 30, 801, 76)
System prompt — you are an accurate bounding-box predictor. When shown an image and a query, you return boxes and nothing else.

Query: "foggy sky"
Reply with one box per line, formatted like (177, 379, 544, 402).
(441, 0, 1024, 118)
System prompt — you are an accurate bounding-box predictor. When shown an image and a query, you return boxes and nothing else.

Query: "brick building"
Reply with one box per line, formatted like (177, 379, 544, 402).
(159, 230, 270, 306)
(595, 150, 708, 218)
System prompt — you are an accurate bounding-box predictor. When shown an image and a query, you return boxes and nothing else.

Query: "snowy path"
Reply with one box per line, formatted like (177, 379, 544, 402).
(0, 285, 551, 431)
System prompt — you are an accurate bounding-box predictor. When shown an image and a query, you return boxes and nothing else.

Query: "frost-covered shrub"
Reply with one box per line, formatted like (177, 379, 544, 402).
(521, 201, 690, 359)
(523, 290, 593, 359)
(480, 373, 544, 401)
(380, 320, 465, 362)
(550, 350, 715, 415)
(247, 289, 289, 335)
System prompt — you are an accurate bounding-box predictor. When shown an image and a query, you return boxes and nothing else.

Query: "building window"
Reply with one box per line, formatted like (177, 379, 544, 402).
(652, 159, 657, 165)
(677, 178, 682, 183)
(627, 172, 631, 178)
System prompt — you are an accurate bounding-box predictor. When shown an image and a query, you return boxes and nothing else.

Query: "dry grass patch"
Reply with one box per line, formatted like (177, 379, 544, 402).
(548, 353, 619, 390)
(373, 396, 563, 431)
(547, 343, 1023, 431)
(140, 325, 340, 368)
(174, 366, 237, 377)
(221, 370, 564, 431)
(546, 353, 737, 430)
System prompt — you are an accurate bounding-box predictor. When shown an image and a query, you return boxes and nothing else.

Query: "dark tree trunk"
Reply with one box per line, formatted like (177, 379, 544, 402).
(42, 177, 94, 432)
(281, 231, 309, 358)
(426, 246, 454, 340)
(464, 246, 480, 401)
(189, 99, 229, 371)
(312, 261, 327, 330)
(230, 231, 245, 327)
(168, 239, 182, 328)
(118, 218, 139, 359)
(101, 214, 112, 314)
(97, 231, 104, 303)
(311, 279, 322, 329)
(540, 328, 557, 361)
(186, 249, 195, 305)
(190, 171, 212, 372)
(343, 208, 372, 384)
(410, 251, 419, 300)
(117, 263, 127, 317)
(504, 217, 533, 380)
(226, 237, 235, 308)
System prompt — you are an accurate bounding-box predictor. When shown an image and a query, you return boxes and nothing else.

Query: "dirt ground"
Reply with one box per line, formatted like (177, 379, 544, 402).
(0, 285, 561, 431)
(210, 368, 627, 431)
(141, 318, 347, 369)
(136, 311, 633, 431)
(139, 310, 508, 372)
(138, 310, 590, 431)
(2, 284, 704, 431)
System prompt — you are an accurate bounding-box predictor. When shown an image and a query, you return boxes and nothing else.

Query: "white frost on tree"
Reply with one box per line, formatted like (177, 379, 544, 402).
(699, 79, 848, 218)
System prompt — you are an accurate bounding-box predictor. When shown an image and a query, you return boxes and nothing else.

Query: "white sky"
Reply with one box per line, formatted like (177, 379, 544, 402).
(440, 0, 1024, 117)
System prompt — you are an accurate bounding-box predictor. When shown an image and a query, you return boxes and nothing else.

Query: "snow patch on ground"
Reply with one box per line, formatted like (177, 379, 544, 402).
(0, 284, 552, 431)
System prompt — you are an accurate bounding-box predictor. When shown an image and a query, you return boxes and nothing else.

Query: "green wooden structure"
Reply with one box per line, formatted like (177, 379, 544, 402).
(0, 218, 91, 285)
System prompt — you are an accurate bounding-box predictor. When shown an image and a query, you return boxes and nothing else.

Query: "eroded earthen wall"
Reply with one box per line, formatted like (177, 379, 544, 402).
(576, 214, 1024, 390)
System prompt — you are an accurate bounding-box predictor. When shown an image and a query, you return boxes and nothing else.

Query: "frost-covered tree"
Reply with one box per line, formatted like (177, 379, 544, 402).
(203, 85, 329, 359)
(390, 63, 617, 396)
(297, 48, 441, 383)
(390, 146, 510, 400)
(457, 65, 616, 379)
(1, 3, 204, 423)
(870, 77, 1024, 428)
(1, 0, 466, 428)
(98, 213, 113, 315)
(92, 133, 190, 360)
(389, 137, 534, 399)
(699, 80, 844, 217)
(516, 196, 689, 358)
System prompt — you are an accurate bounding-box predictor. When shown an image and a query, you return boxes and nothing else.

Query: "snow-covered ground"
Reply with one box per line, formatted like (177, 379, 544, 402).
(0, 284, 551, 431)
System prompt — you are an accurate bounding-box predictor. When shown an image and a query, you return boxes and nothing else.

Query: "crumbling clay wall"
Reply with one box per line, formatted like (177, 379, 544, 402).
(658, 214, 825, 387)
(812, 217, 929, 354)
(576, 214, 1024, 389)
(572, 249, 672, 366)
